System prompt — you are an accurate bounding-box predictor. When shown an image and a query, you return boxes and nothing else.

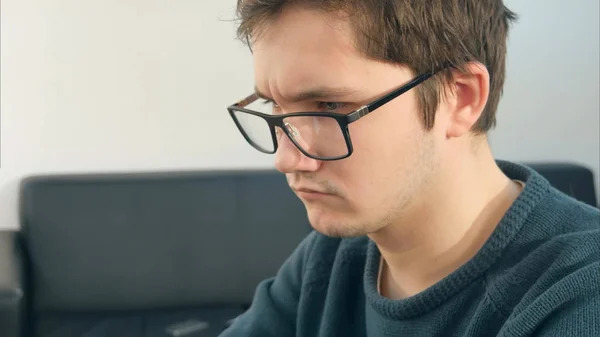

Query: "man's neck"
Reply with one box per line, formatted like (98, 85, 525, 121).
(369, 145, 523, 299)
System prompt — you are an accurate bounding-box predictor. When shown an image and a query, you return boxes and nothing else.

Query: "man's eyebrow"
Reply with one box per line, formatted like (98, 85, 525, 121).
(254, 86, 271, 100)
(254, 85, 359, 102)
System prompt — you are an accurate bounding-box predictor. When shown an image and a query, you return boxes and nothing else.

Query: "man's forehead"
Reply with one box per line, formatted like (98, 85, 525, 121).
(252, 43, 365, 103)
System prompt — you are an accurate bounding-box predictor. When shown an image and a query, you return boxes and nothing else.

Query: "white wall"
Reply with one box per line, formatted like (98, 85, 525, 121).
(1, 0, 598, 230)
(491, 0, 600, 198)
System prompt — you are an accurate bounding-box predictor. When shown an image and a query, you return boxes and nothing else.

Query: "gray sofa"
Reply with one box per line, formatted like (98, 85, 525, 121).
(1, 170, 311, 337)
(0, 163, 597, 337)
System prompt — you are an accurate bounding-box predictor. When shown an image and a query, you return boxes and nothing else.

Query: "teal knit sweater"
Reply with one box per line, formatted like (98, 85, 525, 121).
(220, 161, 600, 336)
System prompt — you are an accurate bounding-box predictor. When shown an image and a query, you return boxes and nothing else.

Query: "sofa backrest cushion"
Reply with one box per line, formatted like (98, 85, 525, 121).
(20, 170, 311, 312)
(527, 163, 597, 207)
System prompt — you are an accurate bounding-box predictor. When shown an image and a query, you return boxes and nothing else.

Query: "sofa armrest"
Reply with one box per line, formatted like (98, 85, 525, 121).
(0, 230, 24, 337)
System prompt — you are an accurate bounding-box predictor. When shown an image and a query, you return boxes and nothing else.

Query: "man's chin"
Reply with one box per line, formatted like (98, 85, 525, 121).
(307, 215, 366, 238)
(310, 223, 367, 238)
(303, 203, 365, 237)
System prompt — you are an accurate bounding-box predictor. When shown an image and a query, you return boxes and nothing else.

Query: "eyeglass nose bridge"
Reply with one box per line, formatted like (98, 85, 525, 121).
(274, 121, 309, 157)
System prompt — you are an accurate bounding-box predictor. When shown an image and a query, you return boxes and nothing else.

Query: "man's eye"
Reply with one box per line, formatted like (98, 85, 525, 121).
(320, 102, 346, 111)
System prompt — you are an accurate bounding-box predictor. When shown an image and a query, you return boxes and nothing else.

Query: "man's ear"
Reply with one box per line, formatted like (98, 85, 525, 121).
(445, 62, 490, 138)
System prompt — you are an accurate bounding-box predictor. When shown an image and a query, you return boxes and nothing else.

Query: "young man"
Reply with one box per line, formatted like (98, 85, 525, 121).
(222, 0, 600, 336)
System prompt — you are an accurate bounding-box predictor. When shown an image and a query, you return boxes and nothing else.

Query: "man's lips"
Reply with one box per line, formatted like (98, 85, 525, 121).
(292, 187, 334, 200)
(293, 187, 327, 194)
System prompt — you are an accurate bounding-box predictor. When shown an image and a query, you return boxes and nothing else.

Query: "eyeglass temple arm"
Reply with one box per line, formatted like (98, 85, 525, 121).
(368, 72, 435, 112)
(347, 67, 446, 123)
(232, 93, 259, 108)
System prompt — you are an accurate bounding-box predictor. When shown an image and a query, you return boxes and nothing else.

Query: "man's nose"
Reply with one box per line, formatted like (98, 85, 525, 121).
(274, 127, 321, 174)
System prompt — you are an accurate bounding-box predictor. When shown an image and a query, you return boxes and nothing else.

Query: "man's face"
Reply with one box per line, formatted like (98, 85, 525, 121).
(252, 7, 446, 237)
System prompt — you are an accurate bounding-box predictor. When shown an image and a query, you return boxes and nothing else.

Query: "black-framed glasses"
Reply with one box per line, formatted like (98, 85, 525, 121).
(227, 69, 440, 161)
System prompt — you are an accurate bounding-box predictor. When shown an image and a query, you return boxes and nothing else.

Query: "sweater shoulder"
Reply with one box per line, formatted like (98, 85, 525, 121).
(535, 186, 600, 232)
(486, 188, 600, 318)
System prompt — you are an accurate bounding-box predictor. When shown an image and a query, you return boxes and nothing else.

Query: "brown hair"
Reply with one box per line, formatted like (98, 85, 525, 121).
(235, 0, 518, 133)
